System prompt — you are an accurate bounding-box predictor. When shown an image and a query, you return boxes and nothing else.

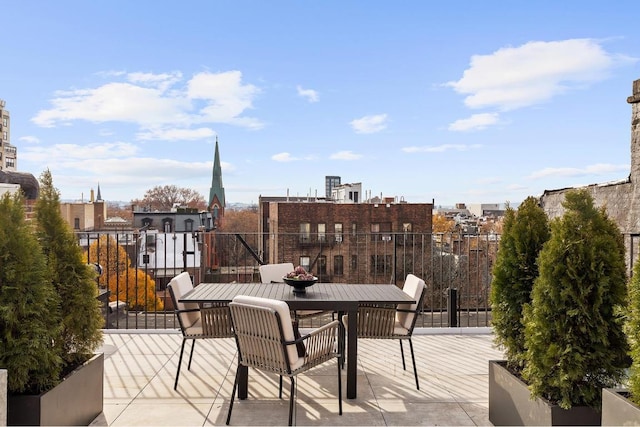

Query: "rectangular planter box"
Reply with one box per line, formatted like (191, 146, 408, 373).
(602, 388, 640, 426)
(7, 353, 104, 426)
(489, 360, 600, 426)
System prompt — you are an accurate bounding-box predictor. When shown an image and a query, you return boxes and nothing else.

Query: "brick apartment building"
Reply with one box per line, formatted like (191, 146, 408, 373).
(258, 197, 433, 285)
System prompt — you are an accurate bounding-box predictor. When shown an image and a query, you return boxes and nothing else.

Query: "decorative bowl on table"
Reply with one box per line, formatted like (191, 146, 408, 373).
(283, 276, 318, 294)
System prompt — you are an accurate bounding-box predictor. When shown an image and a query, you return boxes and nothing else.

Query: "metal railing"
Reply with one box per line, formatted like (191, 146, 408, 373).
(77, 230, 498, 330)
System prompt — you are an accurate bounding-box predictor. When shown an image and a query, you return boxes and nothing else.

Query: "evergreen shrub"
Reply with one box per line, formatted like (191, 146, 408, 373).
(522, 189, 629, 409)
(490, 196, 549, 372)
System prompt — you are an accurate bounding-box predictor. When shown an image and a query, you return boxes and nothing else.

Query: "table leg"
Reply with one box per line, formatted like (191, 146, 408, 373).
(238, 365, 248, 399)
(347, 306, 357, 399)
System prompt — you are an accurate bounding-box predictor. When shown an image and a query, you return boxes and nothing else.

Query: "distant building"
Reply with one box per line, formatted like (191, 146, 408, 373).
(0, 99, 17, 172)
(331, 182, 361, 203)
(59, 187, 107, 231)
(325, 175, 341, 200)
(467, 203, 505, 218)
(208, 137, 225, 229)
(258, 196, 433, 284)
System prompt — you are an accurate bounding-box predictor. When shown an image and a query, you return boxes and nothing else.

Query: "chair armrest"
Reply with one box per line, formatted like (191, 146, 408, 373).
(298, 320, 340, 363)
(176, 307, 200, 314)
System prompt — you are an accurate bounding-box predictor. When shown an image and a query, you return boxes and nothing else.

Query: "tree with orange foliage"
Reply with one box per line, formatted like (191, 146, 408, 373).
(84, 235, 163, 311)
(432, 213, 455, 233)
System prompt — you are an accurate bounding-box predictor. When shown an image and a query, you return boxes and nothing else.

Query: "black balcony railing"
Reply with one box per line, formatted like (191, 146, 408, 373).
(77, 230, 501, 330)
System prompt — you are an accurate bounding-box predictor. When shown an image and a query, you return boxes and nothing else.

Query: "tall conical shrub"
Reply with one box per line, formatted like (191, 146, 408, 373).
(35, 170, 103, 367)
(0, 193, 63, 393)
(523, 189, 629, 409)
(627, 249, 640, 405)
(491, 197, 549, 372)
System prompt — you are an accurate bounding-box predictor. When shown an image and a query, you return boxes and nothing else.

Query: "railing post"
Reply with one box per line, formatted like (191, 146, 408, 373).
(447, 288, 458, 327)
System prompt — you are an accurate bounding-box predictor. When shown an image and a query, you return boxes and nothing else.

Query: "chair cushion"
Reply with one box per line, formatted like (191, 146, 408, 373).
(393, 320, 410, 336)
(395, 274, 425, 330)
(184, 319, 204, 337)
(170, 272, 200, 329)
(259, 263, 294, 284)
(232, 295, 299, 367)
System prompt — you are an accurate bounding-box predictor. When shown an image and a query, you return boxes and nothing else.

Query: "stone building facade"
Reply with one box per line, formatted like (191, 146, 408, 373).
(540, 78, 640, 271)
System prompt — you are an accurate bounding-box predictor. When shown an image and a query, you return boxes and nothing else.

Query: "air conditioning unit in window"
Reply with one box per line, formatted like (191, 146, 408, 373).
(335, 235, 343, 243)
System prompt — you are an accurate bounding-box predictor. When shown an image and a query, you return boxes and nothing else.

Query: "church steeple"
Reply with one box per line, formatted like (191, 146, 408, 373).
(96, 183, 102, 201)
(208, 137, 226, 225)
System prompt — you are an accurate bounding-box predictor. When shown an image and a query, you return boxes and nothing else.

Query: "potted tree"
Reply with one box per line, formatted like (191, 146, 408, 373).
(601, 253, 640, 425)
(488, 197, 550, 425)
(2, 171, 104, 426)
(520, 189, 629, 425)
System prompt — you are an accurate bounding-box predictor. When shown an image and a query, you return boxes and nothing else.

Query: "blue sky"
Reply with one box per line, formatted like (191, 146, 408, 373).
(3, 1, 640, 207)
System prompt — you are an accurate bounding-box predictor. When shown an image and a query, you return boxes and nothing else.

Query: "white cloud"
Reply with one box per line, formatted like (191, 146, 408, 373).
(137, 127, 216, 141)
(20, 142, 139, 163)
(297, 85, 319, 103)
(272, 152, 296, 162)
(527, 163, 629, 179)
(446, 39, 633, 111)
(402, 144, 482, 153)
(31, 70, 263, 134)
(350, 114, 388, 134)
(18, 135, 40, 144)
(448, 113, 500, 131)
(330, 150, 362, 160)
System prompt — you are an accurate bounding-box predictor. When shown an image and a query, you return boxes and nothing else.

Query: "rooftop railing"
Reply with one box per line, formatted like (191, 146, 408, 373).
(78, 230, 498, 330)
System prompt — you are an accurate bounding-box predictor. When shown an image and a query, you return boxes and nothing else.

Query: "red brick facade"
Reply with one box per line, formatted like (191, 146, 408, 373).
(259, 200, 433, 285)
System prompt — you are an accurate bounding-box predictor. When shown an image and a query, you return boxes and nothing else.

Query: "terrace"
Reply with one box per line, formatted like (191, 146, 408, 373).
(82, 231, 503, 425)
(91, 328, 501, 426)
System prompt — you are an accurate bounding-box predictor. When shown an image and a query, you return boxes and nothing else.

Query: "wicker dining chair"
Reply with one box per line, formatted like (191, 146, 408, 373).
(342, 273, 426, 389)
(167, 272, 234, 390)
(226, 295, 342, 426)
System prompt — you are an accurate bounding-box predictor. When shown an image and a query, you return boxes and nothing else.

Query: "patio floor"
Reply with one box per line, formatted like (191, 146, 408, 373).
(90, 328, 502, 426)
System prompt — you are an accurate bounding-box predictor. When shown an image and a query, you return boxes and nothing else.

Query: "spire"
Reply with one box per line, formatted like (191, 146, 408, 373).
(208, 137, 226, 213)
(96, 183, 102, 201)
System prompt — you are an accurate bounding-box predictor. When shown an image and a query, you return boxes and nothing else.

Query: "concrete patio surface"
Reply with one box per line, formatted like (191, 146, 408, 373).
(90, 328, 502, 426)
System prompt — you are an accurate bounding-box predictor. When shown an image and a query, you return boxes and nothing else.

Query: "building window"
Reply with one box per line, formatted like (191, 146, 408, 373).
(162, 218, 173, 233)
(185, 219, 194, 232)
(74, 218, 80, 230)
(2, 118, 7, 127)
(334, 223, 343, 242)
(317, 255, 327, 275)
(352, 223, 357, 236)
(299, 256, 310, 271)
(351, 254, 358, 271)
(300, 222, 310, 243)
(2, 131, 6, 140)
(371, 255, 392, 275)
(317, 223, 326, 242)
(371, 222, 392, 241)
(403, 223, 412, 232)
(334, 255, 344, 276)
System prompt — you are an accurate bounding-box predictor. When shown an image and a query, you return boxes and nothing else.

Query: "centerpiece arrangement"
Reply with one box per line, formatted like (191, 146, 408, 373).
(283, 266, 318, 294)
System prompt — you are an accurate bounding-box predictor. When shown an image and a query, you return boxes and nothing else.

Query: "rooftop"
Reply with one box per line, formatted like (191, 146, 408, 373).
(91, 328, 502, 426)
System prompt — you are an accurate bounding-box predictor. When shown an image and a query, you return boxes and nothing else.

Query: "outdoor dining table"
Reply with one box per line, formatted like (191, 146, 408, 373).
(179, 281, 415, 399)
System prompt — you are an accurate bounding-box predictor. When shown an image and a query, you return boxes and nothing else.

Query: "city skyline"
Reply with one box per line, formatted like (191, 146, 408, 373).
(2, 1, 640, 207)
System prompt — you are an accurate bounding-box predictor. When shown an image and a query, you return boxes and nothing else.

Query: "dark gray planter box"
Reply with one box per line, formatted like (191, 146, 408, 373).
(7, 353, 104, 426)
(602, 388, 640, 426)
(489, 360, 600, 426)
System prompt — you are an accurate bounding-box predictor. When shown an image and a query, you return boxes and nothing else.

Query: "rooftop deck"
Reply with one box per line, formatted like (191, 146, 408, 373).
(91, 328, 502, 426)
